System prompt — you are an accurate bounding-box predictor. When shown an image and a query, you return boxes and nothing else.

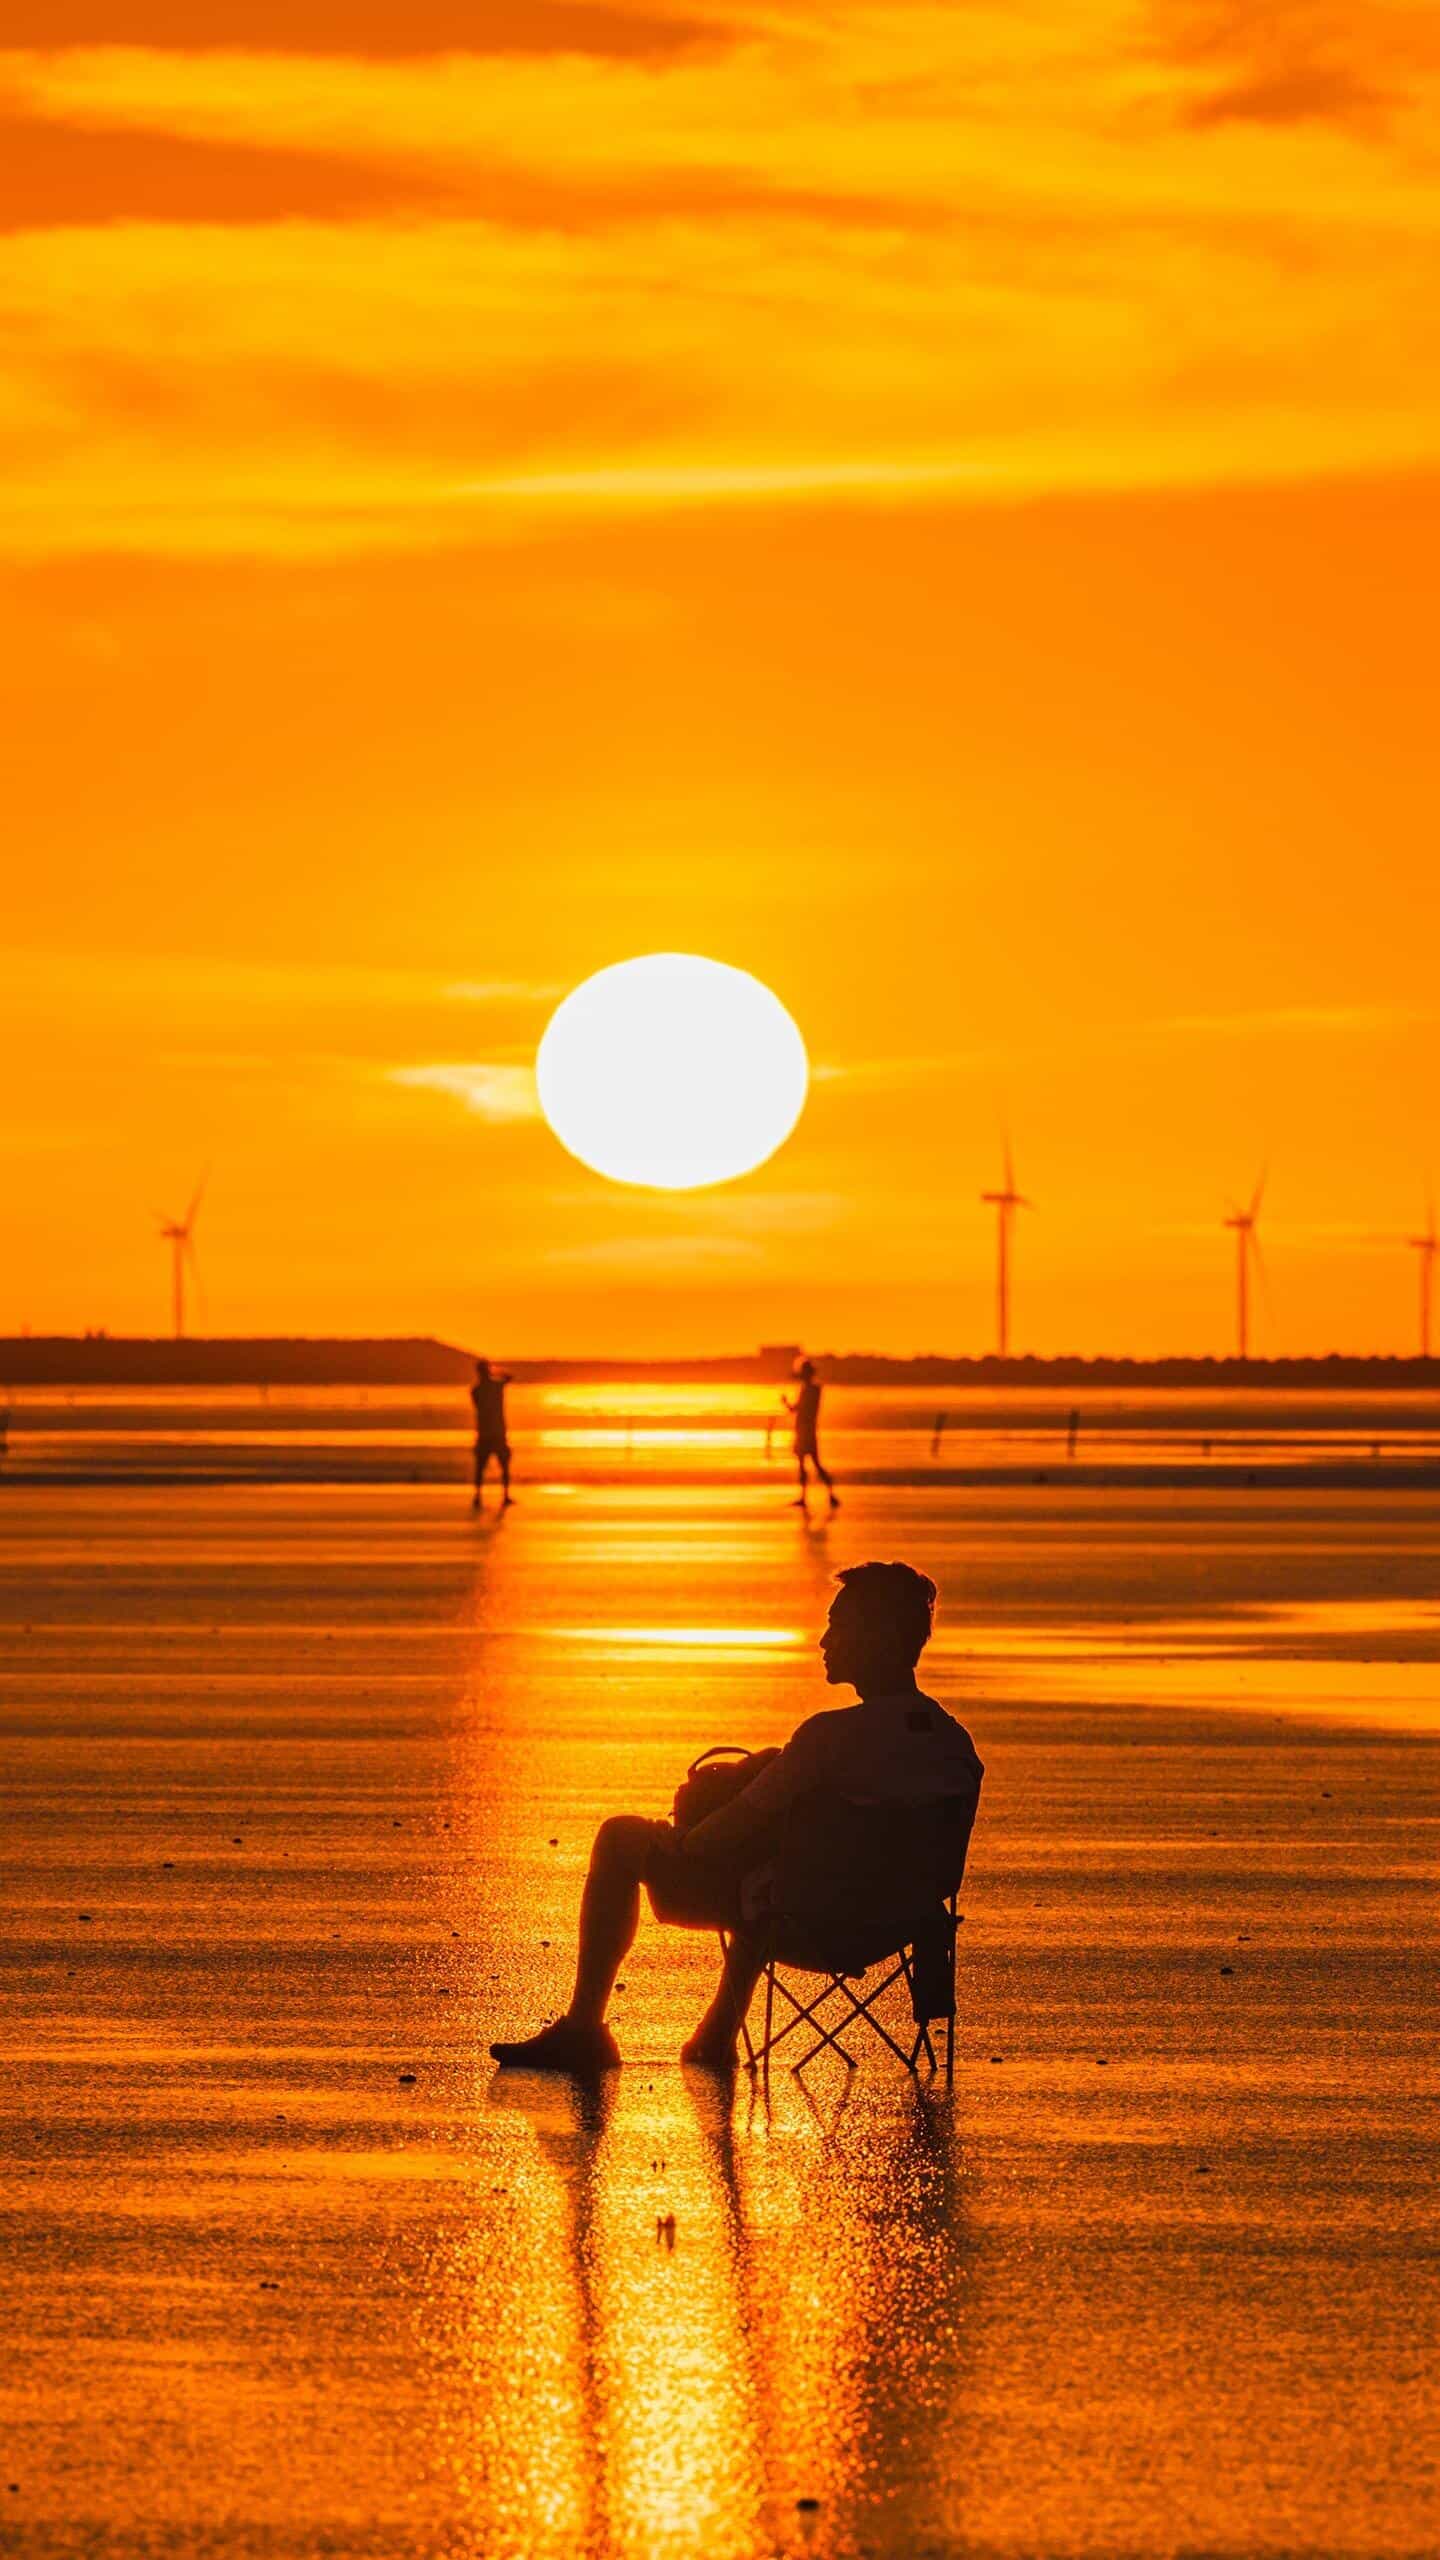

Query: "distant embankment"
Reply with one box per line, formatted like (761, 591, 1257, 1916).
(0, 1338, 476, 1387)
(1, 1338, 1439, 1390)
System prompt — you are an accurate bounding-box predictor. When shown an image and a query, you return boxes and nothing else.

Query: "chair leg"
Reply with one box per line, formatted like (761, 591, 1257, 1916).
(793, 2025, 858, 2073)
(946, 1897, 959, 2088)
(824, 1966, 922, 2072)
(734, 1914, 968, 2081)
(767, 1973, 857, 2070)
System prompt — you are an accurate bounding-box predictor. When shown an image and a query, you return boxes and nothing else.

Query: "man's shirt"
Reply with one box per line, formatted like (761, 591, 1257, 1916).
(471, 1379, 507, 1439)
(682, 1690, 982, 1864)
(792, 1379, 821, 1446)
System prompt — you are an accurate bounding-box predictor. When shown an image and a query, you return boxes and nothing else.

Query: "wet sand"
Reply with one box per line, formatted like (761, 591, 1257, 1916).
(3, 1481, 1438, 2558)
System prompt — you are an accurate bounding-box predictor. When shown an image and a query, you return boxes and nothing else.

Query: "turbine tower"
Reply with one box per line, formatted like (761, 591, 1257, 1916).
(1409, 1196, 1438, 1359)
(157, 1174, 207, 1341)
(980, 1139, 1031, 1359)
(1222, 1172, 1265, 1360)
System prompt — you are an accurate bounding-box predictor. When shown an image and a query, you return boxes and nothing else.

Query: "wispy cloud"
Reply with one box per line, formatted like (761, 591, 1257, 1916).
(542, 1232, 765, 1271)
(1154, 0, 1434, 133)
(1162, 1001, 1431, 1039)
(387, 1060, 541, 1120)
(4, 6, 1440, 553)
(0, 1, 725, 62)
(10, 945, 554, 1012)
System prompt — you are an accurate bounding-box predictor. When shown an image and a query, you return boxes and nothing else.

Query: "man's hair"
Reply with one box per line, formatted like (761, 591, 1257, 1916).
(833, 1560, 937, 1664)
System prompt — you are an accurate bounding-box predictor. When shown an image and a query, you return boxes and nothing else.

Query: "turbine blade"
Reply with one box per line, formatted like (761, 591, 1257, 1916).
(1249, 1165, 1267, 1223)
(185, 1166, 210, 1232)
(1002, 1128, 1015, 1196)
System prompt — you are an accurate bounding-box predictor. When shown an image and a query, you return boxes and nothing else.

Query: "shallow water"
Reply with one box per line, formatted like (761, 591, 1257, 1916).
(7, 1380, 1440, 1483)
(2, 1481, 1438, 2557)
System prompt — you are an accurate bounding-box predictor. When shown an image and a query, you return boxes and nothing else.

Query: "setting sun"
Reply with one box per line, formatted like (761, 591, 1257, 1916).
(535, 953, 809, 1192)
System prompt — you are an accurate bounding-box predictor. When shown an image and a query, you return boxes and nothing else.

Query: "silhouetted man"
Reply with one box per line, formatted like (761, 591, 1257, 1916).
(471, 1358, 513, 1508)
(490, 1560, 982, 2074)
(784, 1356, 839, 1510)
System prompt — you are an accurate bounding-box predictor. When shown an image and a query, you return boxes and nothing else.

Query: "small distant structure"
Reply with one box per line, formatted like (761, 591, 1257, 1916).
(1222, 1172, 1266, 1359)
(980, 1139, 1032, 1359)
(157, 1173, 207, 1340)
(1408, 1198, 1437, 1358)
(758, 1341, 804, 1383)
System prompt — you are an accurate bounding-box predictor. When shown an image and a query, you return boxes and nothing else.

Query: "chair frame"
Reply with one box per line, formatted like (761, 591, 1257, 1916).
(720, 1896, 960, 2084)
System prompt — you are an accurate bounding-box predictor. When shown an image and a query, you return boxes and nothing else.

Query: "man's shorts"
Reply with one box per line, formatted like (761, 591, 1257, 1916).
(474, 1438, 509, 1465)
(642, 1820, 745, 1931)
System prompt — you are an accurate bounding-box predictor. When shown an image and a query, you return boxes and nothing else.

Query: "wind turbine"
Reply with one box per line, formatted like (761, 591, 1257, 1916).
(1408, 1195, 1438, 1359)
(980, 1138, 1032, 1359)
(157, 1173, 207, 1340)
(1222, 1171, 1265, 1360)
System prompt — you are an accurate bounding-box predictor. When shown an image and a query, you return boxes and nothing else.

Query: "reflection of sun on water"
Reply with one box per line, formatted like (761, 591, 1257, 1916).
(564, 1627, 805, 1652)
(473, 2072, 975, 2560)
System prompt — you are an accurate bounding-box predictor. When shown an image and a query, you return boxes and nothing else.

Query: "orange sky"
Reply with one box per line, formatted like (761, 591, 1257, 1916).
(3, 1, 1439, 1355)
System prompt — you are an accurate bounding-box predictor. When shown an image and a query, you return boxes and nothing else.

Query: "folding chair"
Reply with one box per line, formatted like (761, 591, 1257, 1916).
(720, 1785, 977, 2084)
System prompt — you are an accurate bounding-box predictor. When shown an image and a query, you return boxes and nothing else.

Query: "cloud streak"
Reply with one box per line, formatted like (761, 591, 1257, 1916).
(4, 6, 1440, 552)
(0, 1, 723, 62)
(388, 1060, 542, 1119)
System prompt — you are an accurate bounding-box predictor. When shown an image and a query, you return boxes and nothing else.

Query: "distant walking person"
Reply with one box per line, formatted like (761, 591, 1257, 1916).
(471, 1359, 514, 1509)
(784, 1358, 839, 1511)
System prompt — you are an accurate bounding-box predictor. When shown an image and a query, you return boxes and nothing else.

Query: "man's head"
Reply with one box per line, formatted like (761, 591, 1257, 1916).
(820, 1560, 937, 1691)
(796, 1357, 815, 1381)
(475, 1358, 491, 1379)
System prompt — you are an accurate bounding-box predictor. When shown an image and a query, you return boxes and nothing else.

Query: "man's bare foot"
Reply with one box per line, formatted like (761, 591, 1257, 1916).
(680, 2027, 741, 2071)
(490, 2017, 619, 2073)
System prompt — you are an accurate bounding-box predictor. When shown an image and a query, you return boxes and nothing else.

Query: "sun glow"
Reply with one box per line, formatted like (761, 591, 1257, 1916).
(535, 953, 809, 1191)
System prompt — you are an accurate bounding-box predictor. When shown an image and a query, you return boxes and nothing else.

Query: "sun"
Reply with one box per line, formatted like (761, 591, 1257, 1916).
(536, 953, 809, 1191)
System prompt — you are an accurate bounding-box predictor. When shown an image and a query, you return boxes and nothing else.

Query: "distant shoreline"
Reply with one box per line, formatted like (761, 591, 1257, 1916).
(5, 1458, 1440, 1493)
(3, 1336, 1440, 1391)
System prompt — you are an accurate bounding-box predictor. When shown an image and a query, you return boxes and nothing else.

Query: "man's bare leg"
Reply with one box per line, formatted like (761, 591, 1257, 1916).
(682, 1931, 766, 2070)
(790, 1456, 811, 1507)
(568, 1816, 653, 2025)
(491, 1815, 655, 2069)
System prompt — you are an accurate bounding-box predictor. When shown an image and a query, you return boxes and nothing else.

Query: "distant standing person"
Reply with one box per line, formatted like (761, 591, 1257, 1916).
(784, 1359, 839, 1511)
(471, 1359, 514, 1509)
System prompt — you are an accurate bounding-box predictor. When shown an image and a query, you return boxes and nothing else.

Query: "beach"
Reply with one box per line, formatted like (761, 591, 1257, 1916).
(3, 1473, 1438, 2558)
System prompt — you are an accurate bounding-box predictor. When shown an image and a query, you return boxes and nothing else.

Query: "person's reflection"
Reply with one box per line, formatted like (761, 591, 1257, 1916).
(690, 2073, 975, 2545)
(485, 2068, 975, 2559)
(478, 2072, 617, 2555)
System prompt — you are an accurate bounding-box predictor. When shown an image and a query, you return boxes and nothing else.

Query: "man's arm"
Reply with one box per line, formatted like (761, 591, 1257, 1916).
(681, 1721, 818, 1862)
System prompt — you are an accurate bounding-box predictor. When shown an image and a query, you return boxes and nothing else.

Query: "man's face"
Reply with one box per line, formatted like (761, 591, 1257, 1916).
(819, 1595, 863, 1687)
